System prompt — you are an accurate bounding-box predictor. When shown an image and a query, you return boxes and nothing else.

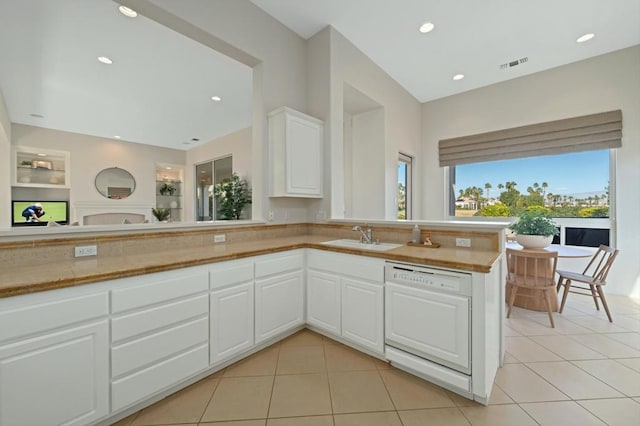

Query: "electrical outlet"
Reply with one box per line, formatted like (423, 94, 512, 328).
(268, 211, 274, 221)
(456, 238, 471, 248)
(75, 245, 97, 257)
(214, 234, 226, 243)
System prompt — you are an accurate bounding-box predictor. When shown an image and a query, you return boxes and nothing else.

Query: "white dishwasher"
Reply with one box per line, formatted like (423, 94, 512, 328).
(385, 262, 473, 395)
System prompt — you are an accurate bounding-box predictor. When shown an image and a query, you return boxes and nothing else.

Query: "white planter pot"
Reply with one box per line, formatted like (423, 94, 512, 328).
(515, 234, 553, 249)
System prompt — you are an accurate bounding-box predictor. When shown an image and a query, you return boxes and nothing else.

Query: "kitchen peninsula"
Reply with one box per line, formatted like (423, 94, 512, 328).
(0, 221, 507, 426)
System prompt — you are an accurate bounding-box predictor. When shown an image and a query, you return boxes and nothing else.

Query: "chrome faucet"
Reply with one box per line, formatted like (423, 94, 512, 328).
(352, 224, 373, 244)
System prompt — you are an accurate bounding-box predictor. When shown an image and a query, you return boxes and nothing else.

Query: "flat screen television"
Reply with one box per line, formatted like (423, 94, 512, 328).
(11, 200, 69, 226)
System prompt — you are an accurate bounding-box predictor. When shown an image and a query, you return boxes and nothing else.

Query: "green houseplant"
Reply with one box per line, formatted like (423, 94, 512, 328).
(159, 182, 176, 196)
(151, 207, 171, 222)
(213, 173, 252, 220)
(509, 208, 559, 249)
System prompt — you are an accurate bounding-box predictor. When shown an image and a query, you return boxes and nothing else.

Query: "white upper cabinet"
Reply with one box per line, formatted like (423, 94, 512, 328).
(268, 107, 323, 198)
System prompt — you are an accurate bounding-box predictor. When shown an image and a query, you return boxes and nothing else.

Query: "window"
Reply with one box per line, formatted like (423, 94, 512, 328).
(398, 153, 412, 220)
(195, 156, 232, 221)
(449, 149, 613, 247)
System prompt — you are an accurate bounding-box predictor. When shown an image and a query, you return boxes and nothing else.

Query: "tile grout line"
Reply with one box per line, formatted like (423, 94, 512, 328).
(320, 337, 337, 426)
(197, 369, 224, 424)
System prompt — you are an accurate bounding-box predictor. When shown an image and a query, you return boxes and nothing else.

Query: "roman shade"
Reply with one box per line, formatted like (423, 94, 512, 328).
(439, 110, 622, 167)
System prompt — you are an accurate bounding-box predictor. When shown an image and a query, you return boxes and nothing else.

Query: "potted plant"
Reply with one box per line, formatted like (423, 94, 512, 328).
(151, 207, 171, 222)
(213, 173, 252, 220)
(159, 183, 176, 196)
(509, 208, 559, 249)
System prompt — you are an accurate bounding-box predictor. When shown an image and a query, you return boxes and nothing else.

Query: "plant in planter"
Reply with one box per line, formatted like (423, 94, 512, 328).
(159, 183, 177, 196)
(151, 207, 171, 222)
(213, 173, 252, 220)
(509, 208, 559, 249)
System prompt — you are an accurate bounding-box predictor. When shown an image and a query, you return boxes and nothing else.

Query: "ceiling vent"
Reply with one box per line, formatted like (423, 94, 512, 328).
(500, 57, 528, 70)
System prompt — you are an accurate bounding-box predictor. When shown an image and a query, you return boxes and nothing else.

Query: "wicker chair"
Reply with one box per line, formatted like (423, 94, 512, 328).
(506, 248, 559, 327)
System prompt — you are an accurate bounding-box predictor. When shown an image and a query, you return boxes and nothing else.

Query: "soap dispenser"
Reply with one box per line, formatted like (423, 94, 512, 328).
(411, 224, 421, 243)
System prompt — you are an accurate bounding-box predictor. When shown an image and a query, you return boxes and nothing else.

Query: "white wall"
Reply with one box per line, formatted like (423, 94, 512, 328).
(310, 27, 422, 220)
(11, 124, 185, 222)
(422, 45, 640, 297)
(0, 89, 10, 229)
(184, 127, 252, 221)
(349, 108, 385, 218)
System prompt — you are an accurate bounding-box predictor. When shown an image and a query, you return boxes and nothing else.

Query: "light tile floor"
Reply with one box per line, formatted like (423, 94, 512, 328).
(114, 294, 640, 426)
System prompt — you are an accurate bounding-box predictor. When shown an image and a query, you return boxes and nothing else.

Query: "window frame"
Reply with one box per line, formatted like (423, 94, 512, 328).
(446, 150, 616, 248)
(398, 152, 413, 220)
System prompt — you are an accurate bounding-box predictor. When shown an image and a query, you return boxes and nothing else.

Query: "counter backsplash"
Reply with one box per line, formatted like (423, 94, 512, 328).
(0, 222, 500, 269)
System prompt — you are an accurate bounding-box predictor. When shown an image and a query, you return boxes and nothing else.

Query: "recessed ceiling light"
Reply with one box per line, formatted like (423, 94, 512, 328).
(114, 135, 121, 139)
(453, 74, 465, 81)
(211, 96, 222, 102)
(37, 153, 47, 157)
(30, 113, 44, 118)
(201, 171, 206, 173)
(98, 56, 113, 65)
(576, 33, 595, 43)
(118, 5, 138, 18)
(166, 167, 172, 170)
(419, 22, 435, 33)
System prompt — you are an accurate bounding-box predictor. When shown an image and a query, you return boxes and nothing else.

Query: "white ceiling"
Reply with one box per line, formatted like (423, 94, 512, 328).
(252, 0, 640, 102)
(2, 1, 638, 152)
(0, 0, 252, 150)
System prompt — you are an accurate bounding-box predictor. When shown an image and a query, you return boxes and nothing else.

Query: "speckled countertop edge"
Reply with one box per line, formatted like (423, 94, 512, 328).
(0, 235, 502, 298)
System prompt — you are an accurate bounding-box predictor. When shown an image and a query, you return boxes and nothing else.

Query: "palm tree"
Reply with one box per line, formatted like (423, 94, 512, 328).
(497, 183, 504, 193)
(542, 182, 548, 197)
(547, 193, 554, 207)
(484, 182, 492, 200)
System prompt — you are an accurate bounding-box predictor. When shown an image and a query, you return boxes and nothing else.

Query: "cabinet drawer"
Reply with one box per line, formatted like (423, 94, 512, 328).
(111, 344, 208, 412)
(0, 292, 108, 342)
(111, 268, 208, 313)
(210, 260, 253, 289)
(255, 251, 304, 278)
(307, 250, 384, 283)
(111, 294, 208, 343)
(112, 317, 209, 378)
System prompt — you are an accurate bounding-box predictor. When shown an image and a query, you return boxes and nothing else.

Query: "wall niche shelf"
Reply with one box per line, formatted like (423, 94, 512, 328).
(155, 164, 185, 222)
(12, 146, 70, 189)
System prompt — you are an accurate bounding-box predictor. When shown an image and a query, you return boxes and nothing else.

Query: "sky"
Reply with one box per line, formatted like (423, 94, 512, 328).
(454, 150, 609, 197)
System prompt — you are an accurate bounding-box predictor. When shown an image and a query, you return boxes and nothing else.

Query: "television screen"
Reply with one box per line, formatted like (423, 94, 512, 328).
(11, 201, 69, 226)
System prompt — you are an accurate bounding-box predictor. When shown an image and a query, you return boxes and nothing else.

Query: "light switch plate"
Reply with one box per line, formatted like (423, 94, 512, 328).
(456, 238, 471, 248)
(75, 245, 97, 257)
(214, 234, 226, 243)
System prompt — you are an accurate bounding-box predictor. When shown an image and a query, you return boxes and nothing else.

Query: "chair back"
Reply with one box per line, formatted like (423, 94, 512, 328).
(506, 248, 558, 289)
(582, 245, 619, 285)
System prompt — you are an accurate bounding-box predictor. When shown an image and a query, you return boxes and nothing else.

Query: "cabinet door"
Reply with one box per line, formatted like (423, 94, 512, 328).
(342, 277, 384, 354)
(255, 270, 304, 344)
(0, 320, 108, 426)
(286, 114, 322, 196)
(210, 282, 255, 365)
(306, 270, 341, 335)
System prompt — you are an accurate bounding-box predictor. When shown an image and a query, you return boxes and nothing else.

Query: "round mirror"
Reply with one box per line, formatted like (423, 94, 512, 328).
(95, 167, 136, 199)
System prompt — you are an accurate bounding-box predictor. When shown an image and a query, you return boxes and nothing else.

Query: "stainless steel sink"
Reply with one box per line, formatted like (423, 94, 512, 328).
(320, 239, 402, 251)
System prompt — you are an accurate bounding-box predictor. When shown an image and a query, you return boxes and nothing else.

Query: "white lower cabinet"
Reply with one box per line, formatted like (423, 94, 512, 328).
(255, 270, 304, 344)
(306, 270, 341, 334)
(110, 266, 210, 412)
(307, 250, 385, 354)
(342, 277, 384, 353)
(210, 282, 254, 365)
(0, 289, 109, 426)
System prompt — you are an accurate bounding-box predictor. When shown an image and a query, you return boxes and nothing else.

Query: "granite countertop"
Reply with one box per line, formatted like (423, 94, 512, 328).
(0, 235, 502, 298)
